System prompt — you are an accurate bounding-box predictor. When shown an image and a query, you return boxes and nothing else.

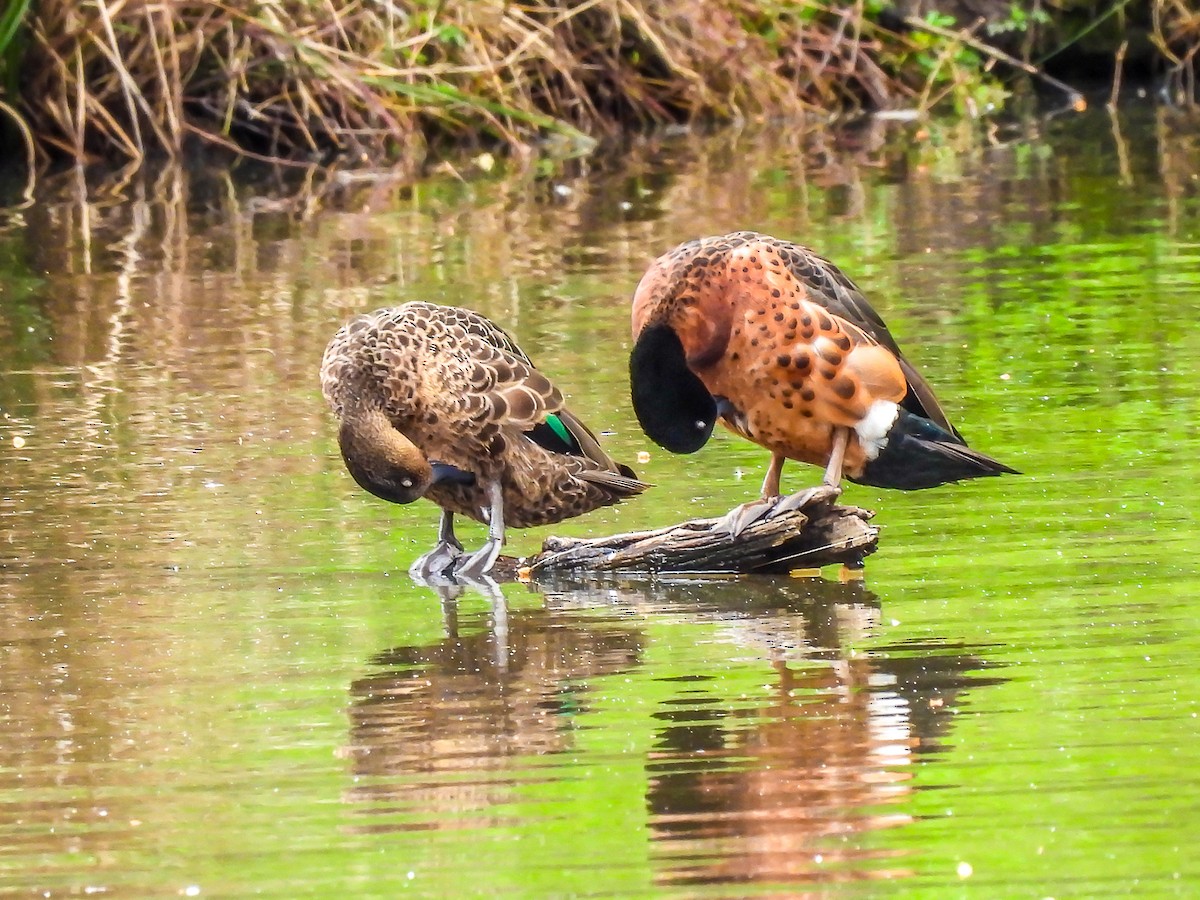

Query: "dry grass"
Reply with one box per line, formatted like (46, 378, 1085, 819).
(3, 0, 1198, 176)
(1154, 0, 1200, 101)
(10, 0, 954, 170)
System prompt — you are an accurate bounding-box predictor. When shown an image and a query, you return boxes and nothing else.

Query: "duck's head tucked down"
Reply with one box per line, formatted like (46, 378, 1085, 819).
(628, 322, 718, 454)
(336, 406, 435, 505)
(629, 243, 744, 454)
(629, 231, 1017, 500)
(321, 301, 646, 578)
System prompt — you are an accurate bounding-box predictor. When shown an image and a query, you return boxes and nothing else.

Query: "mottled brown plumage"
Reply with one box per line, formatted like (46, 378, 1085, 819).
(322, 302, 646, 576)
(630, 232, 1015, 501)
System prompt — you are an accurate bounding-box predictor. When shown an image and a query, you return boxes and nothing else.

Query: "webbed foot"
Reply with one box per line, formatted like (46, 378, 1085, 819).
(409, 540, 465, 579)
(453, 538, 503, 579)
(770, 484, 841, 516)
(719, 485, 843, 538)
(719, 497, 780, 537)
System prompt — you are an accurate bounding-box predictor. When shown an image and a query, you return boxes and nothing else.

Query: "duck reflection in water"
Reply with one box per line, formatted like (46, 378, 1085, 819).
(341, 589, 644, 831)
(637, 578, 1006, 889)
(649, 658, 918, 886)
(340, 576, 1005, 892)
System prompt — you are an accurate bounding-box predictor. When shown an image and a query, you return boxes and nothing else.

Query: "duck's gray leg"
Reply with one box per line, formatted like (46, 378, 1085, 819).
(455, 480, 505, 578)
(409, 509, 464, 578)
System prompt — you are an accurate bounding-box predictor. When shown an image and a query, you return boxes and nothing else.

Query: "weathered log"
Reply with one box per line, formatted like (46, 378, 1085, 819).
(523, 486, 878, 576)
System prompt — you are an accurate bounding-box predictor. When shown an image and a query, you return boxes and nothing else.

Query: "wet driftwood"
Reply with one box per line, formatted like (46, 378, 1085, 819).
(524, 486, 878, 576)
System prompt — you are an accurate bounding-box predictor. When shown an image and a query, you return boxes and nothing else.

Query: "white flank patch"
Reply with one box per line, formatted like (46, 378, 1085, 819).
(854, 400, 899, 460)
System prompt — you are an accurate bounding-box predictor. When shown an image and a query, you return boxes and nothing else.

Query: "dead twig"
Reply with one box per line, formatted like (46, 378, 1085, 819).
(0, 98, 37, 205)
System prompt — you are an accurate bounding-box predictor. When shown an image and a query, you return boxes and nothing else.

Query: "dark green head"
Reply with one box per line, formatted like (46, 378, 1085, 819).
(629, 324, 717, 454)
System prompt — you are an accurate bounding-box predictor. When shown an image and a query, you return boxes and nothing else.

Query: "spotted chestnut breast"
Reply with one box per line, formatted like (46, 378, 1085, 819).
(629, 232, 1016, 491)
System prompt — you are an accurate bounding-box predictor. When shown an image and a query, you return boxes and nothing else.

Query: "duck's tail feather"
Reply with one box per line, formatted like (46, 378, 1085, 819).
(854, 410, 1018, 490)
(522, 406, 650, 495)
(579, 468, 651, 495)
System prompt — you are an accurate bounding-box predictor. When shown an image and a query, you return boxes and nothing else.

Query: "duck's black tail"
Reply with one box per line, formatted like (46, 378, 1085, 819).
(853, 409, 1018, 490)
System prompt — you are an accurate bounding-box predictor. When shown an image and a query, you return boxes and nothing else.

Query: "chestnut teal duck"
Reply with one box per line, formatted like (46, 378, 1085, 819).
(323, 302, 647, 577)
(629, 231, 1015, 528)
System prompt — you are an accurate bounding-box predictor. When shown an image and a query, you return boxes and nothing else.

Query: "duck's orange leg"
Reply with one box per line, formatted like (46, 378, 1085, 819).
(721, 452, 785, 537)
(823, 426, 849, 487)
(724, 437, 847, 538)
(761, 452, 785, 499)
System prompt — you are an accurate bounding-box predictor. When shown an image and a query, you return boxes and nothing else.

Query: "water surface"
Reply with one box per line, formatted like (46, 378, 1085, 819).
(2, 107, 1199, 897)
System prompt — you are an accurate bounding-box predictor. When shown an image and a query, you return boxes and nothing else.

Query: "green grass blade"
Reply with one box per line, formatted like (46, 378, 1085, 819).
(0, 0, 31, 61)
(363, 74, 596, 146)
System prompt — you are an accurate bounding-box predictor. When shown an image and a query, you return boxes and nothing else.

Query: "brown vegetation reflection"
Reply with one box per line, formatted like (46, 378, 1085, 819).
(7, 107, 1199, 362)
(7, 108, 1200, 379)
(340, 576, 1005, 889)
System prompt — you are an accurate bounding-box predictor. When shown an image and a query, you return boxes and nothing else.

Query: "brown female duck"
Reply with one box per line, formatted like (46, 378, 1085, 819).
(322, 302, 646, 577)
(630, 232, 1015, 526)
